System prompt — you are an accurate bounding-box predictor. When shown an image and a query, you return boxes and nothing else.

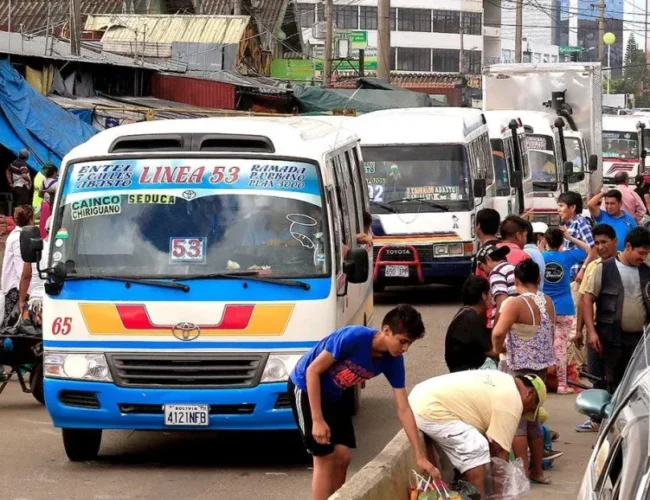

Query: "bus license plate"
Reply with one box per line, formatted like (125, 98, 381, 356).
(385, 265, 409, 278)
(164, 405, 209, 426)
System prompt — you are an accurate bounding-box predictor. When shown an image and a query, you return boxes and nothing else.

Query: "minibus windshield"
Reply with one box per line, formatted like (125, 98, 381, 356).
(361, 144, 471, 213)
(52, 158, 329, 279)
(603, 131, 640, 160)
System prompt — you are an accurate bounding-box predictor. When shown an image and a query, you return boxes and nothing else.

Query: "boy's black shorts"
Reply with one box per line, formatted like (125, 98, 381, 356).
(287, 379, 356, 457)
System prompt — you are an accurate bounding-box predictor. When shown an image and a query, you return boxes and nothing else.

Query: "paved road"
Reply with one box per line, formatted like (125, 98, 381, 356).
(0, 286, 591, 499)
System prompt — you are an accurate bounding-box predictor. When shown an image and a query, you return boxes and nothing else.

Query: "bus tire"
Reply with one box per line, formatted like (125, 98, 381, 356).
(62, 428, 102, 462)
(29, 362, 45, 405)
(342, 385, 361, 416)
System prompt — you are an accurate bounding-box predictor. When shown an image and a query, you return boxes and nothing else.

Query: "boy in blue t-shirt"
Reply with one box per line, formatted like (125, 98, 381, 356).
(588, 189, 637, 251)
(289, 304, 439, 500)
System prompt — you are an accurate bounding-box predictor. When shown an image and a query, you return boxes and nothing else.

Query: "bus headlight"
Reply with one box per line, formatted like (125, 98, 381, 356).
(261, 354, 304, 383)
(44, 352, 113, 382)
(434, 243, 464, 257)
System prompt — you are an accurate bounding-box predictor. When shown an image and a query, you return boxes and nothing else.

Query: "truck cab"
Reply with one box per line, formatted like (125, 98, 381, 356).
(484, 111, 532, 219)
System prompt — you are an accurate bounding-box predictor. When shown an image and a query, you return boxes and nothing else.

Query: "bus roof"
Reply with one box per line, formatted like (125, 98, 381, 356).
(351, 107, 487, 145)
(483, 110, 525, 138)
(603, 115, 648, 132)
(64, 116, 360, 163)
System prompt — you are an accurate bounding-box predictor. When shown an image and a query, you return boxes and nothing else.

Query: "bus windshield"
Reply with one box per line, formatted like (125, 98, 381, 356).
(361, 144, 471, 213)
(53, 159, 329, 279)
(526, 134, 558, 185)
(490, 139, 511, 196)
(603, 131, 639, 160)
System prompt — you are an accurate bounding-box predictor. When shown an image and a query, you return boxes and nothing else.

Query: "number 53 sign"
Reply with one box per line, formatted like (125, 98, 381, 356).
(170, 237, 207, 264)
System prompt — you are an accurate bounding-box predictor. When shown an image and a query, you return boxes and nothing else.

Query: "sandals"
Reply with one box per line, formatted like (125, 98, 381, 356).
(530, 476, 552, 485)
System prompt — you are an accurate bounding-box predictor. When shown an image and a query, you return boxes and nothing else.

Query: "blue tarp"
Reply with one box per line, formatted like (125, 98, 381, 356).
(69, 108, 94, 126)
(0, 60, 97, 171)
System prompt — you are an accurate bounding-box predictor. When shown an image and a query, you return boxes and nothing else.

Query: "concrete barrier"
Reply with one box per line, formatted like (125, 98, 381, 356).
(329, 430, 416, 500)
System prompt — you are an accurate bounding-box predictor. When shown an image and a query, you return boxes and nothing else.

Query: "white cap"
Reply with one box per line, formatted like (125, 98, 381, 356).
(532, 222, 549, 234)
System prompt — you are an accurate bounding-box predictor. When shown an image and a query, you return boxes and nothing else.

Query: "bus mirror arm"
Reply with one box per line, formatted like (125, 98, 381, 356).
(343, 248, 370, 285)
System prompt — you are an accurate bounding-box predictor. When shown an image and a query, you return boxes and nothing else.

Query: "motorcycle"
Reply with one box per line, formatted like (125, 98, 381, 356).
(0, 316, 44, 405)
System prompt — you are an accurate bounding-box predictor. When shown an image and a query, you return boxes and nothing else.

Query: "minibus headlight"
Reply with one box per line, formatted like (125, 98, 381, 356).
(434, 244, 464, 257)
(261, 354, 304, 383)
(44, 352, 112, 382)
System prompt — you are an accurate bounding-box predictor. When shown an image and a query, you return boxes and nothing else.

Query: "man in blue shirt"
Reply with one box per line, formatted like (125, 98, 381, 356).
(289, 305, 439, 500)
(588, 189, 637, 252)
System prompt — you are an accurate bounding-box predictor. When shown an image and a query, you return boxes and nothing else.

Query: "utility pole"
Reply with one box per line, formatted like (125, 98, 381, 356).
(70, 0, 81, 57)
(359, 48, 365, 77)
(645, 0, 648, 57)
(515, 0, 523, 63)
(195, 0, 202, 14)
(324, 0, 333, 87)
(231, 0, 241, 16)
(459, 10, 465, 75)
(377, 0, 390, 81)
(597, 0, 605, 64)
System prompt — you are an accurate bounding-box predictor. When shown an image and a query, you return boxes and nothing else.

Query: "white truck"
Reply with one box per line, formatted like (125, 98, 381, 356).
(483, 63, 602, 222)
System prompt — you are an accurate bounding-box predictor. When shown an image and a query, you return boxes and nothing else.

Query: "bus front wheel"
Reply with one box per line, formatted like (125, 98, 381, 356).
(62, 428, 102, 462)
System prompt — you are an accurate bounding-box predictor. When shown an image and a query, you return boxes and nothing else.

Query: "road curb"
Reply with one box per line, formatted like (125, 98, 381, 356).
(330, 430, 416, 500)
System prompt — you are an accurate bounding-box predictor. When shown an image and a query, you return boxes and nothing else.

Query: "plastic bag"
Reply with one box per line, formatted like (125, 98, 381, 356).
(409, 471, 464, 499)
(487, 457, 530, 499)
(449, 480, 481, 500)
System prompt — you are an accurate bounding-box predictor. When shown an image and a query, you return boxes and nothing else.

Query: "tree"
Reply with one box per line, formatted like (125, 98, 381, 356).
(609, 33, 650, 106)
(625, 33, 639, 71)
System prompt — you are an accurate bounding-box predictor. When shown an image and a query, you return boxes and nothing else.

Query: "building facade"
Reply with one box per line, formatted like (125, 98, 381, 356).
(295, 0, 484, 76)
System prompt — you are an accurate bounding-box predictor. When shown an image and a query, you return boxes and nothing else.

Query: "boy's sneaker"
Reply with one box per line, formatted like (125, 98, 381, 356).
(543, 449, 564, 461)
(576, 419, 599, 432)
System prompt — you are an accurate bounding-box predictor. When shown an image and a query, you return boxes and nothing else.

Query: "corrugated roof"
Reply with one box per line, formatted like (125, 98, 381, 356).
(330, 73, 470, 90)
(0, 30, 179, 70)
(0, 0, 140, 35)
(0, 1, 291, 50)
(172, 69, 291, 94)
(86, 14, 250, 57)
(199, 0, 288, 40)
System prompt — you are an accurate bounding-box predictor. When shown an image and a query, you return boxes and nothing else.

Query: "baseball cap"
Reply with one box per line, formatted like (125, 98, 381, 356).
(531, 222, 548, 234)
(476, 242, 510, 264)
(522, 374, 547, 422)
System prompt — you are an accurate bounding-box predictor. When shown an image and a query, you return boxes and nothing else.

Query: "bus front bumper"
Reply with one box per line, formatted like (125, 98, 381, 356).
(44, 378, 296, 431)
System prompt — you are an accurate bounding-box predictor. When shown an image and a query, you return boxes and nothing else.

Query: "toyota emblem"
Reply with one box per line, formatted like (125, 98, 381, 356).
(171, 322, 201, 341)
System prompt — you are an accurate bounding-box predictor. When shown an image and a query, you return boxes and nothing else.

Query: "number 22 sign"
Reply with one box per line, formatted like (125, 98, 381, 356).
(170, 237, 206, 264)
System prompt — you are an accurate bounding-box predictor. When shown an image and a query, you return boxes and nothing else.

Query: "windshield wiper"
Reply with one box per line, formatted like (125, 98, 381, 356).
(370, 200, 397, 213)
(388, 197, 449, 211)
(66, 275, 190, 292)
(175, 272, 311, 291)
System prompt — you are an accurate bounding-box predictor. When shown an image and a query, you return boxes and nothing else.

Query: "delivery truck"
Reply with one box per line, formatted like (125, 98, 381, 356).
(483, 63, 602, 221)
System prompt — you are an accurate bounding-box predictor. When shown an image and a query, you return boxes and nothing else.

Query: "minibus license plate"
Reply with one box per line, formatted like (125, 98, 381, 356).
(385, 265, 409, 278)
(164, 405, 209, 426)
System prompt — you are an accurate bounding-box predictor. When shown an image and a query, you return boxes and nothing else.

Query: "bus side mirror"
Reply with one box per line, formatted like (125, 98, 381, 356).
(588, 154, 598, 172)
(343, 248, 369, 284)
(473, 178, 487, 198)
(510, 171, 523, 188)
(20, 226, 42, 263)
(565, 161, 585, 182)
